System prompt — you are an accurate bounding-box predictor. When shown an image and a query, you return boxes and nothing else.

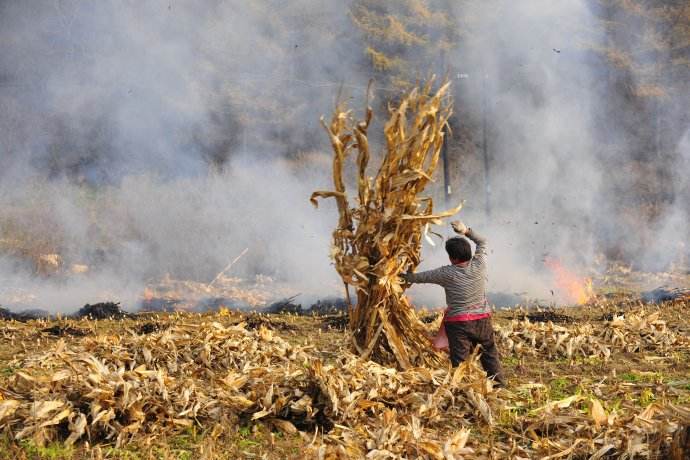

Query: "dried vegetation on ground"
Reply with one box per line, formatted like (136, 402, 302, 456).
(0, 298, 688, 459)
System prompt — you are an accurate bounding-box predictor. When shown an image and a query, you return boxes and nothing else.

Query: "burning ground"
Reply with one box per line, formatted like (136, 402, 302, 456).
(0, 288, 688, 459)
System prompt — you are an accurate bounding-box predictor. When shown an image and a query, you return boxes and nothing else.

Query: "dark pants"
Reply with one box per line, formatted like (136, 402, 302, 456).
(444, 318, 505, 386)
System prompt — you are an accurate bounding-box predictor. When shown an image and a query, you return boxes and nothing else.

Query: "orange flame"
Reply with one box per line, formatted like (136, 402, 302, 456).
(544, 257, 594, 305)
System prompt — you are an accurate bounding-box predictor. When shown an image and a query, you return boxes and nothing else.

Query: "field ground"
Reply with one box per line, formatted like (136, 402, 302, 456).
(0, 291, 688, 459)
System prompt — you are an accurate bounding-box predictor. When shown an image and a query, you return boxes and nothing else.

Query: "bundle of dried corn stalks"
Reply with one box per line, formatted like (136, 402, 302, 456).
(311, 80, 459, 369)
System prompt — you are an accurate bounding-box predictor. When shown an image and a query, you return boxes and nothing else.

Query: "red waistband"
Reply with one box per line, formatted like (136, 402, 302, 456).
(443, 310, 491, 322)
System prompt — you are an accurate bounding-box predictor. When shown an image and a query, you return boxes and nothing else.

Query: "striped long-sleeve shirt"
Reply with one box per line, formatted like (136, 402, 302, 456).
(405, 229, 490, 317)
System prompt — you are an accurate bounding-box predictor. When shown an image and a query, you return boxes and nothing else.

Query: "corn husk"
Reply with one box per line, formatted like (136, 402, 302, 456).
(0, 317, 498, 455)
(495, 308, 687, 361)
(311, 80, 457, 369)
(0, 304, 688, 457)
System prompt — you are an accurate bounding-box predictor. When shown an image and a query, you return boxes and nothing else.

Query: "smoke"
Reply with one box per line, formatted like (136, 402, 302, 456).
(408, 0, 689, 306)
(0, 160, 339, 310)
(0, 0, 360, 311)
(1, 0, 687, 312)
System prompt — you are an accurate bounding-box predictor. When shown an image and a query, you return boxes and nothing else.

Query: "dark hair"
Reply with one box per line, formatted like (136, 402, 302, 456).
(445, 237, 472, 262)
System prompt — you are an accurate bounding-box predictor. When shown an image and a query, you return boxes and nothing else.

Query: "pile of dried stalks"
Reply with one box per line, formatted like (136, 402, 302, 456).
(511, 390, 690, 459)
(311, 81, 458, 369)
(0, 319, 497, 458)
(496, 308, 687, 361)
(0, 313, 688, 458)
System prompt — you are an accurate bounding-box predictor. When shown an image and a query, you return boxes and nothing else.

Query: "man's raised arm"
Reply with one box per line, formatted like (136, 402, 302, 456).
(451, 221, 487, 262)
(465, 228, 487, 258)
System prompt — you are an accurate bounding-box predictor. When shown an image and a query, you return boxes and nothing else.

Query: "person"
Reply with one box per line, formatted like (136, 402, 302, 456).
(402, 221, 505, 387)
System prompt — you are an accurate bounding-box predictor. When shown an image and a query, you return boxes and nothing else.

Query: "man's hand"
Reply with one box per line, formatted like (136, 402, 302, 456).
(400, 271, 413, 283)
(451, 220, 468, 235)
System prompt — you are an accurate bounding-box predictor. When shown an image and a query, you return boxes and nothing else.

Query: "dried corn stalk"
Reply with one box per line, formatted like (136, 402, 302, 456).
(311, 80, 459, 369)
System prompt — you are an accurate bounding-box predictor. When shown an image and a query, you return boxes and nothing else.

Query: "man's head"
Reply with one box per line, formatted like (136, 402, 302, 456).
(445, 236, 472, 263)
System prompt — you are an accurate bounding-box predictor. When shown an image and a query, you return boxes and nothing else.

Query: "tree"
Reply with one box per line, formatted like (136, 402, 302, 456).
(351, 0, 459, 91)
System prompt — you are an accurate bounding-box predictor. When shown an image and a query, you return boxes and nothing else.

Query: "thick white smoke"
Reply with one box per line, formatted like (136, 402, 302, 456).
(0, 1, 356, 312)
(408, 0, 688, 306)
(0, 0, 687, 312)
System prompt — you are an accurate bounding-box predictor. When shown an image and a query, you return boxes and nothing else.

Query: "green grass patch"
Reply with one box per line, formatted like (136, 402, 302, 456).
(0, 365, 18, 377)
(549, 377, 572, 400)
(103, 447, 145, 460)
(496, 406, 527, 426)
(639, 388, 655, 407)
(503, 356, 519, 366)
(620, 371, 663, 384)
(584, 356, 603, 367)
(19, 440, 75, 460)
(170, 426, 200, 450)
(173, 450, 193, 460)
(620, 372, 641, 382)
(237, 439, 260, 449)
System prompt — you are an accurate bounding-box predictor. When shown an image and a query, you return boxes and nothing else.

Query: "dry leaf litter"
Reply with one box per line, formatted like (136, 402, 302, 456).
(0, 305, 687, 458)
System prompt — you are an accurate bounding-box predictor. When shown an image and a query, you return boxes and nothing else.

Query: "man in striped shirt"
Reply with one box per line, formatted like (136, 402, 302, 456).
(402, 221, 505, 387)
